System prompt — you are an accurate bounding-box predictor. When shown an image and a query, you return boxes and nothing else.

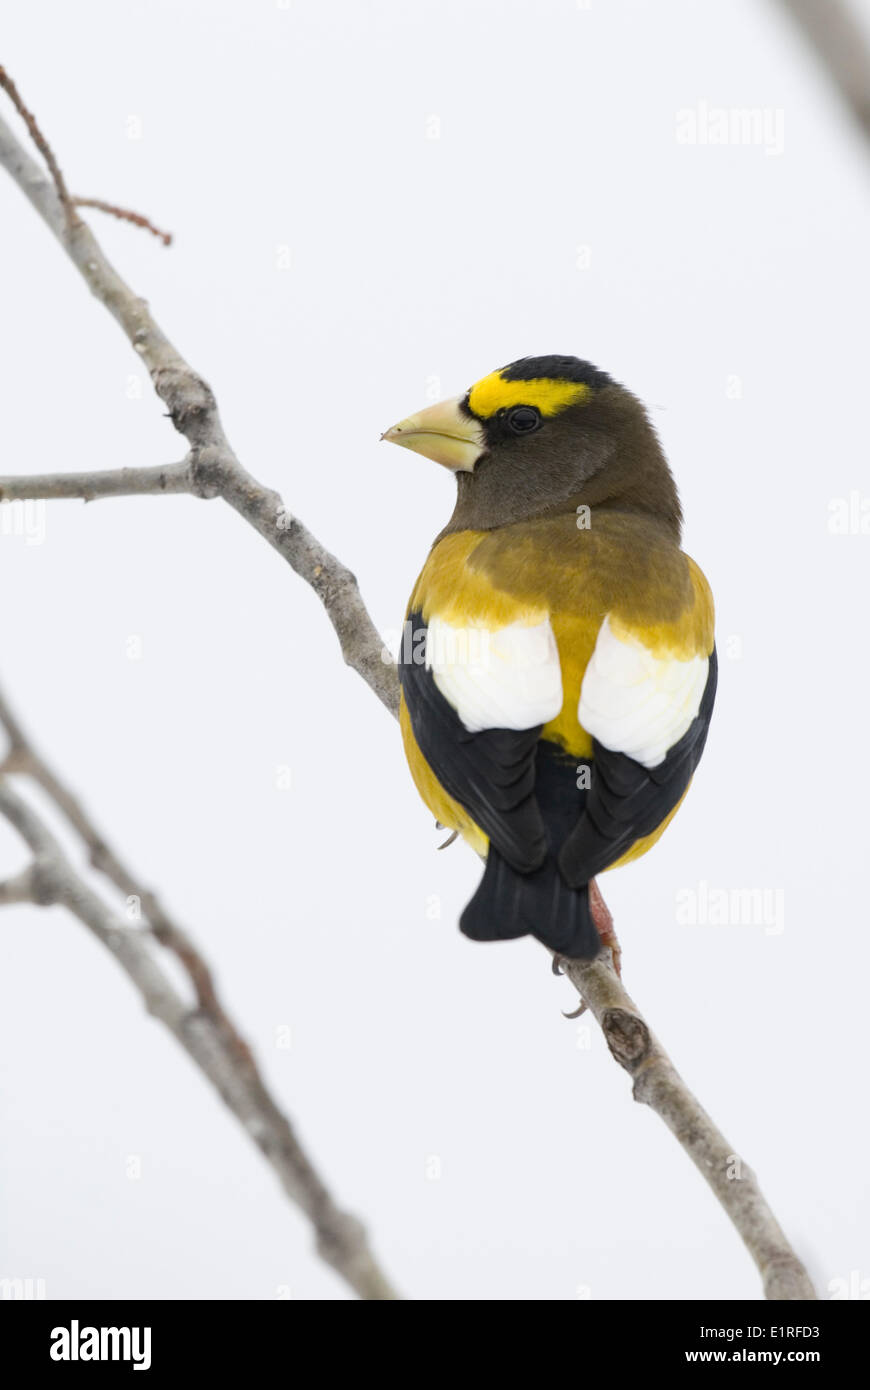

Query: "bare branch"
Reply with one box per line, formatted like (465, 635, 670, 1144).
(0, 864, 40, 905)
(0, 763, 398, 1301)
(0, 107, 398, 719)
(775, 0, 870, 144)
(0, 461, 191, 502)
(0, 682, 220, 1008)
(562, 952, 815, 1300)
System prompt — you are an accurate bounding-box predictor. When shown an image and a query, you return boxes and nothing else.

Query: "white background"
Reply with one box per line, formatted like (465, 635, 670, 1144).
(1, 0, 868, 1301)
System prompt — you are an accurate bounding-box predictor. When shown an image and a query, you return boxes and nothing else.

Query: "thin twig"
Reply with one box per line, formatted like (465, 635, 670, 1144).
(73, 197, 173, 246)
(0, 64, 77, 222)
(0, 693, 398, 1301)
(0, 68, 171, 243)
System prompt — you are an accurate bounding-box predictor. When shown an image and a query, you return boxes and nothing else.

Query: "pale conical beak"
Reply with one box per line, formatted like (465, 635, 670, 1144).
(381, 396, 485, 472)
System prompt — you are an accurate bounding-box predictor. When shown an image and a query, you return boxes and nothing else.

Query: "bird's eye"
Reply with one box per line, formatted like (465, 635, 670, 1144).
(507, 406, 541, 435)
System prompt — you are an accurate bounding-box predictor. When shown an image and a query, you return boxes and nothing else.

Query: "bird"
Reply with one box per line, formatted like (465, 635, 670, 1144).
(382, 355, 716, 960)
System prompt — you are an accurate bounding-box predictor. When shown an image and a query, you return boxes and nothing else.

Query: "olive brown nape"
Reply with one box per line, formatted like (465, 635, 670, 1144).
(445, 354, 683, 541)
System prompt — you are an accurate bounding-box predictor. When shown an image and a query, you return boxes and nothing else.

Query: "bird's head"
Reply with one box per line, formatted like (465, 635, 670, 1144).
(382, 355, 681, 539)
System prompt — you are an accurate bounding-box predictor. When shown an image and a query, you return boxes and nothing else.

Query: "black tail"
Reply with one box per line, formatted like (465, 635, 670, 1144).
(460, 842, 600, 959)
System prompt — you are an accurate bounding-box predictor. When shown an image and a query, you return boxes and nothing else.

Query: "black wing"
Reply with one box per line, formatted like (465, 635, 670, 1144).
(558, 647, 718, 886)
(399, 610, 548, 873)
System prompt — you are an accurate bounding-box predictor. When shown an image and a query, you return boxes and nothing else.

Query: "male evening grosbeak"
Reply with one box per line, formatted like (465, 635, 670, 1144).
(382, 356, 716, 960)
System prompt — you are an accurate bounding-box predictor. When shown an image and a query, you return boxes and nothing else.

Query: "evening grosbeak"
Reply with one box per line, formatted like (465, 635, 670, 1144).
(382, 356, 716, 959)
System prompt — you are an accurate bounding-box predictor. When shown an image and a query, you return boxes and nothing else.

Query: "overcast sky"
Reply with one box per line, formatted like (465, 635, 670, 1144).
(1, 0, 869, 1300)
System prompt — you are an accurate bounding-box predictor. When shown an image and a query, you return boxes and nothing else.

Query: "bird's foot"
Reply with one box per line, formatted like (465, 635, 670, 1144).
(435, 820, 459, 850)
(589, 877, 622, 978)
(551, 879, 622, 979)
(551, 952, 588, 1016)
(553, 879, 621, 1018)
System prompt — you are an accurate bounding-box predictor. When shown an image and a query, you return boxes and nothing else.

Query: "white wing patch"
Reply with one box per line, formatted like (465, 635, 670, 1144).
(578, 616, 708, 768)
(426, 614, 563, 733)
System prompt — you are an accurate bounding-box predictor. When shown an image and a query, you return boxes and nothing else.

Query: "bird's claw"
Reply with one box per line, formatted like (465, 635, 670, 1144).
(552, 954, 587, 1015)
(562, 998, 588, 1019)
(434, 820, 459, 851)
(554, 880, 621, 1017)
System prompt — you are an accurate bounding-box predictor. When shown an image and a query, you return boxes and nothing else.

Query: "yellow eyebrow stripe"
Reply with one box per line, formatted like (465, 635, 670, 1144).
(467, 371, 590, 419)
